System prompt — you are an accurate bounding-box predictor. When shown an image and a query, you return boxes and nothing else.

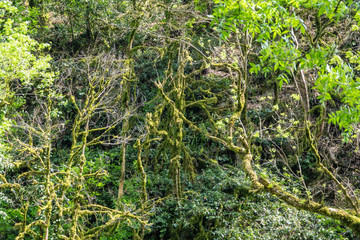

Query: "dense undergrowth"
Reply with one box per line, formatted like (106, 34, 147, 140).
(1, 0, 360, 239)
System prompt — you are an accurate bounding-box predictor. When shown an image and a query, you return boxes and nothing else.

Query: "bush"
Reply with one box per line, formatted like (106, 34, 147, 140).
(147, 167, 352, 239)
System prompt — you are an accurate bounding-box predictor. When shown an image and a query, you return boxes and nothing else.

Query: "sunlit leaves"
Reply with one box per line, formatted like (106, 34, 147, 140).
(314, 52, 360, 140)
(211, 0, 360, 140)
(211, 0, 306, 89)
(0, 1, 55, 168)
(0, 1, 54, 104)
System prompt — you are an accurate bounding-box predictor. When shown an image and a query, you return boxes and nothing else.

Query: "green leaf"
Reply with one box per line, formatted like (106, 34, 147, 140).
(300, 25, 305, 34)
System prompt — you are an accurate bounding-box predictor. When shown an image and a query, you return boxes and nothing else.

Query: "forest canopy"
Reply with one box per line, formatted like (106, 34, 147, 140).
(0, 0, 360, 239)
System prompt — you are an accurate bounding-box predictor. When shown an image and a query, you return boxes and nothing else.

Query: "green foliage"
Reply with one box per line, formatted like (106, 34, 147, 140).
(0, 192, 21, 240)
(0, 1, 54, 95)
(1, 0, 360, 238)
(0, 3, 56, 237)
(212, 0, 360, 141)
(148, 167, 351, 239)
(322, 52, 360, 140)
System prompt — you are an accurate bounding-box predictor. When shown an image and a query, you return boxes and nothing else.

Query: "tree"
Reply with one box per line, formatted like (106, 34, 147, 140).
(2, 0, 360, 238)
(0, 0, 54, 185)
(0, 2, 149, 237)
(196, 0, 360, 233)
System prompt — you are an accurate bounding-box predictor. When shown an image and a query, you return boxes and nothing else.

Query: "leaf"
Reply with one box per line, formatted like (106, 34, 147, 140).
(221, 30, 229, 39)
(300, 25, 305, 35)
(274, 61, 279, 71)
